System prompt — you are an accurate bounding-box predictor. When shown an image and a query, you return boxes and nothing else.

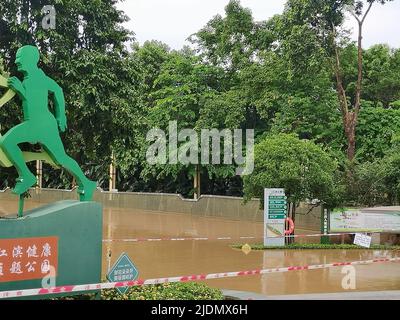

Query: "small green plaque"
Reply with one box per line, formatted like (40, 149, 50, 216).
(268, 200, 287, 205)
(268, 214, 286, 219)
(268, 209, 287, 214)
(268, 204, 287, 210)
(269, 196, 287, 200)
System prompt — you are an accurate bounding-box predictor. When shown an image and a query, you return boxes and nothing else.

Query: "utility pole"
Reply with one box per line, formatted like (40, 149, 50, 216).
(194, 164, 201, 200)
(109, 152, 117, 191)
(36, 160, 42, 188)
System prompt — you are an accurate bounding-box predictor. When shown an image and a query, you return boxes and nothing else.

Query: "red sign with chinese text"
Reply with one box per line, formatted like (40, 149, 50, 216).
(0, 237, 58, 282)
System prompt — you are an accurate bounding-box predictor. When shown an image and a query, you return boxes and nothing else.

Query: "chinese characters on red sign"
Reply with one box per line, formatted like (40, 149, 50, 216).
(0, 237, 58, 282)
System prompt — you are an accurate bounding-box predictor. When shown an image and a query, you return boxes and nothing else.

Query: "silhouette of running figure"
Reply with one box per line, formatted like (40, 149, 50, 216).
(0, 45, 97, 200)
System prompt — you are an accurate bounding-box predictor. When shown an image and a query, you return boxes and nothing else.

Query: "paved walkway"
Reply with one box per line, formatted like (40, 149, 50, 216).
(223, 289, 400, 300)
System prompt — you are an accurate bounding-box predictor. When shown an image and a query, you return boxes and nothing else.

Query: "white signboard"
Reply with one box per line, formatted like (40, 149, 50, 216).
(330, 208, 400, 232)
(264, 188, 286, 247)
(354, 233, 372, 248)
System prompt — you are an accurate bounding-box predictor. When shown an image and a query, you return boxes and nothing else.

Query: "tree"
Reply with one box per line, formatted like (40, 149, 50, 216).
(0, 0, 131, 67)
(0, 0, 142, 189)
(190, 0, 275, 144)
(190, 0, 274, 72)
(332, 0, 393, 161)
(140, 50, 243, 198)
(238, 49, 340, 144)
(243, 134, 341, 220)
(277, 0, 393, 161)
(363, 44, 400, 108)
(355, 107, 400, 161)
(355, 135, 400, 206)
(130, 41, 170, 106)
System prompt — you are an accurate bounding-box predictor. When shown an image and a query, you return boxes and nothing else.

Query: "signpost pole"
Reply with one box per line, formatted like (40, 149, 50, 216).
(18, 195, 24, 218)
(321, 208, 330, 244)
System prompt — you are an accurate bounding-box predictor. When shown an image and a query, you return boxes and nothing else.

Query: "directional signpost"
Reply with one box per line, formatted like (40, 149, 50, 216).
(264, 188, 287, 246)
(107, 253, 139, 295)
(321, 208, 330, 244)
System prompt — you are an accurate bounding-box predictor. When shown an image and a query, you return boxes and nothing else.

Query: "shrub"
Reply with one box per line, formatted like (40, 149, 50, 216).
(56, 282, 224, 300)
(243, 133, 342, 208)
(101, 282, 224, 300)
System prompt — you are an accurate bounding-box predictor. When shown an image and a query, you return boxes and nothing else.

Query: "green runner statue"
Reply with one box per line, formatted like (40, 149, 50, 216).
(0, 45, 97, 201)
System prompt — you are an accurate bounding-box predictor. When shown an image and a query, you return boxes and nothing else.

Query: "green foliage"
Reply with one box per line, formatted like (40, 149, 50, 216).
(131, 41, 170, 105)
(101, 282, 223, 300)
(0, 0, 143, 189)
(354, 137, 400, 206)
(137, 48, 244, 196)
(356, 107, 400, 162)
(275, 0, 396, 163)
(190, 0, 274, 71)
(363, 44, 400, 108)
(243, 134, 341, 207)
(0, 0, 131, 64)
(1, 0, 400, 204)
(337, 43, 400, 110)
(101, 282, 224, 300)
(55, 282, 224, 300)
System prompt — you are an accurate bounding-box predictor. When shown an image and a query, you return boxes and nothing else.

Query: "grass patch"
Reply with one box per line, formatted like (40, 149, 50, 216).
(232, 243, 400, 250)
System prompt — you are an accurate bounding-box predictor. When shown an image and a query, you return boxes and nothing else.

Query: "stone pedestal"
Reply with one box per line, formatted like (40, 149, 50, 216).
(0, 200, 102, 299)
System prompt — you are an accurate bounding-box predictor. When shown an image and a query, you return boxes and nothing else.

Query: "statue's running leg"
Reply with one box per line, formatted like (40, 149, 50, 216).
(0, 122, 37, 195)
(42, 134, 97, 201)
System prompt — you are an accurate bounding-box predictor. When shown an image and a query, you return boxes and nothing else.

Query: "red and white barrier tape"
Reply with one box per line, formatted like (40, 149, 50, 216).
(103, 236, 259, 243)
(102, 232, 358, 243)
(1, 257, 399, 299)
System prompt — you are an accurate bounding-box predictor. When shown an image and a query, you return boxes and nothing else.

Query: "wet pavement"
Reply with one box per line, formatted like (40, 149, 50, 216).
(1, 200, 400, 296)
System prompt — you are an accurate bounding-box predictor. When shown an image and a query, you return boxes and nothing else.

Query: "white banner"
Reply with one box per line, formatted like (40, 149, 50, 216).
(330, 208, 400, 232)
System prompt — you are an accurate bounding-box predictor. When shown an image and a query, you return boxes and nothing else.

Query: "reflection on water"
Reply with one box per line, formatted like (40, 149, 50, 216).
(1, 200, 400, 296)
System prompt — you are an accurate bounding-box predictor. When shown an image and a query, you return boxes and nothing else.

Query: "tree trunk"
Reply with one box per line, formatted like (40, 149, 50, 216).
(344, 112, 357, 161)
(332, 3, 373, 162)
(347, 134, 356, 161)
(193, 165, 201, 200)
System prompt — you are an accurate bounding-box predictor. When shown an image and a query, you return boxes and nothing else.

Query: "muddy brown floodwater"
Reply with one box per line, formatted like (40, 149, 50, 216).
(1, 200, 400, 296)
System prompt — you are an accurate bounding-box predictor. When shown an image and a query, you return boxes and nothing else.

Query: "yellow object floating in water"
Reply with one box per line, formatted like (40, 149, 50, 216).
(241, 243, 252, 255)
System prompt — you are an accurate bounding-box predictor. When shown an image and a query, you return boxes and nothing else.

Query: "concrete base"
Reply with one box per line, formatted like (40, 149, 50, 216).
(0, 200, 102, 299)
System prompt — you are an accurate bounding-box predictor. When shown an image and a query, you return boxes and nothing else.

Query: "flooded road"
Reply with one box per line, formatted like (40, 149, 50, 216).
(1, 200, 400, 296)
(102, 206, 400, 296)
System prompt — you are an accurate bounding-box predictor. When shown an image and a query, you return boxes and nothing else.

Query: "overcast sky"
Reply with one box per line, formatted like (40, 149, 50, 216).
(116, 0, 400, 49)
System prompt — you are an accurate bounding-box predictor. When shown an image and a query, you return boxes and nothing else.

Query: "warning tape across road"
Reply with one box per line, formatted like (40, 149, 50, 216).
(102, 232, 359, 243)
(0, 257, 399, 299)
